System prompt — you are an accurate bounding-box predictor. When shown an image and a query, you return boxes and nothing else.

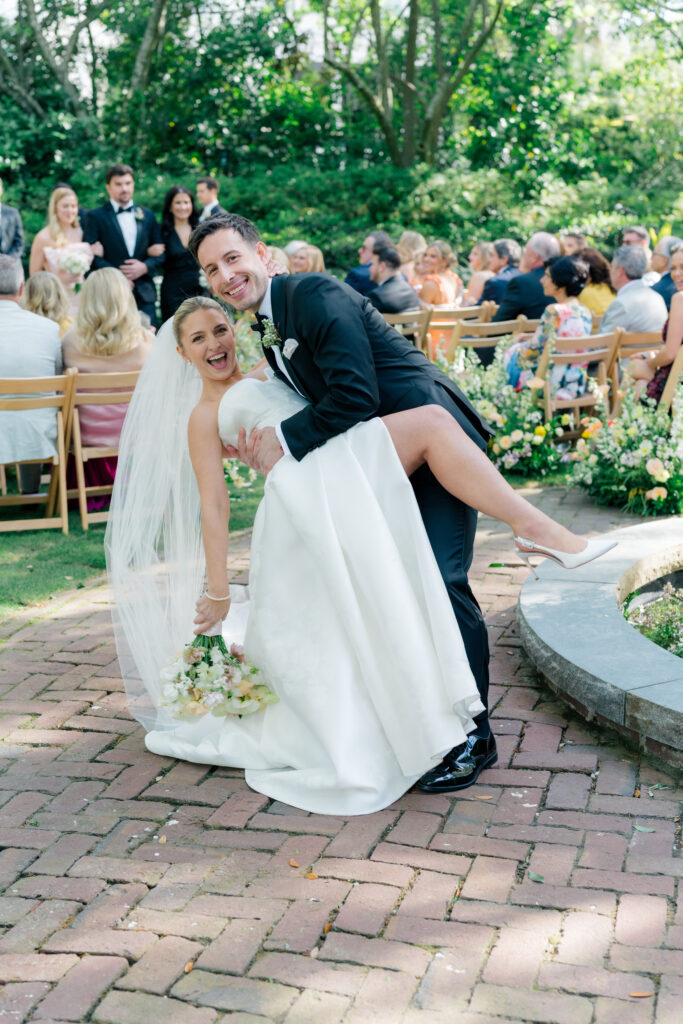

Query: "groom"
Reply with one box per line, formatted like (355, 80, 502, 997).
(189, 214, 497, 792)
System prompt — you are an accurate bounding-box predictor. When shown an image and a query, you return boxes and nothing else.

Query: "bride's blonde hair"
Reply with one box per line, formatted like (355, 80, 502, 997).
(76, 267, 145, 355)
(173, 295, 228, 347)
(48, 187, 79, 245)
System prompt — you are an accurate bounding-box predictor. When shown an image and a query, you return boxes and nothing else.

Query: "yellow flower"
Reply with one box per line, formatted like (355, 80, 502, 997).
(560, 414, 571, 426)
(627, 426, 638, 437)
(534, 425, 546, 438)
(499, 436, 512, 450)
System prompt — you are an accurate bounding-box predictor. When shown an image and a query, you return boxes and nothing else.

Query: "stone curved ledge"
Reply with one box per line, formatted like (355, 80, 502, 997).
(517, 517, 683, 770)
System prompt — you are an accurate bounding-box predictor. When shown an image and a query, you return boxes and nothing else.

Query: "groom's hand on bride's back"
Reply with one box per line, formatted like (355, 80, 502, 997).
(224, 426, 283, 477)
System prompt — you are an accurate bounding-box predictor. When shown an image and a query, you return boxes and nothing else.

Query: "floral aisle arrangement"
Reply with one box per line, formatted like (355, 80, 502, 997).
(570, 385, 683, 515)
(161, 634, 278, 719)
(439, 346, 564, 477)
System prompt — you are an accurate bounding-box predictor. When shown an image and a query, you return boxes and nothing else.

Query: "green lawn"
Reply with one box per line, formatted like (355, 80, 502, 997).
(0, 474, 265, 623)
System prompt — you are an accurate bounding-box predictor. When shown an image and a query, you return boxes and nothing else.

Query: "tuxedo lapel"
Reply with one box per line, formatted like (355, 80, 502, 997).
(104, 204, 129, 257)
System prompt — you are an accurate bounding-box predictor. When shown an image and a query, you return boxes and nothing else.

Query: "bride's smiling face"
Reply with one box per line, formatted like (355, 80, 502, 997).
(198, 228, 270, 313)
(177, 307, 240, 381)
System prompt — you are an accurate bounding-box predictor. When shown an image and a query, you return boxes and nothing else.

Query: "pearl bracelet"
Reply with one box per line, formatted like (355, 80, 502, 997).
(204, 591, 231, 602)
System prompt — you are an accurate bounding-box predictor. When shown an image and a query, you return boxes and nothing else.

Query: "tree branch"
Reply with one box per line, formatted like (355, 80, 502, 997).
(323, 52, 401, 162)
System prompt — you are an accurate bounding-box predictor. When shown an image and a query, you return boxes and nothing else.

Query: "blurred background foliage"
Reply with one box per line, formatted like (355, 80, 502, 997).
(2, 0, 683, 271)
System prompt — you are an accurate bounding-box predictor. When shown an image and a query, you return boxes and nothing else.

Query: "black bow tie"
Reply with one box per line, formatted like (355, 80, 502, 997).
(116, 206, 134, 215)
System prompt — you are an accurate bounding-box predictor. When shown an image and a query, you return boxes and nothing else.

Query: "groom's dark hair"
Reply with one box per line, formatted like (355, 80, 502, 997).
(188, 213, 261, 262)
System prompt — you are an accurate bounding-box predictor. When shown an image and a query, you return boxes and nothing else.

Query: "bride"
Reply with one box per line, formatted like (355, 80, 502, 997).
(106, 296, 614, 816)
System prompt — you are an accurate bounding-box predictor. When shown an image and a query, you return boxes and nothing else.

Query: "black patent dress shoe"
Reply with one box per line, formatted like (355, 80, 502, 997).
(417, 733, 497, 793)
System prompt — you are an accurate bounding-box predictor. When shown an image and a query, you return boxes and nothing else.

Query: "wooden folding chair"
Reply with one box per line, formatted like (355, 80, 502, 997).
(535, 331, 621, 430)
(382, 308, 432, 352)
(659, 344, 683, 414)
(446, 315, 536, 361)
(66, 370, 140, 530)
(607, 330, 662, 391)
(0, 369, 77, 535)
(423, 303, 497, 359)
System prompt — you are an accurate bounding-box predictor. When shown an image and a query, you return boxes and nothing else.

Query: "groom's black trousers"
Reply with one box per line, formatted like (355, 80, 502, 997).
(403, 389, 491, 734)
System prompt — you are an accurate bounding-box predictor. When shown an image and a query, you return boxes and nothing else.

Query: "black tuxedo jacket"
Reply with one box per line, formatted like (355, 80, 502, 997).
(492, 265, 552, 322)
(367, 274, 421, 314)
(0, 204, 24, 258)
(265, 273, 492, 462)
(83, 203, 163, 306)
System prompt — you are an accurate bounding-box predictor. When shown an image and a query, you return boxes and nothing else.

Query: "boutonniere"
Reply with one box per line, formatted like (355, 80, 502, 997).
(262, 319, 283, 349)
(134, 207, 144, 222)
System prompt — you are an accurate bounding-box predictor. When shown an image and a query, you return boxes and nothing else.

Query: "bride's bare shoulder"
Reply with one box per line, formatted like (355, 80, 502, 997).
(188, 398, 220, 442)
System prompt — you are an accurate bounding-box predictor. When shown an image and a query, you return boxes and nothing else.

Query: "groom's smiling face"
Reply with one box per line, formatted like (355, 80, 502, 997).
(198, 228, 270, 313)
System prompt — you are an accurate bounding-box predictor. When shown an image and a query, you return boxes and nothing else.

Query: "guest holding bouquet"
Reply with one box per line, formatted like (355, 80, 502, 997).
(29, 187, 101, 315)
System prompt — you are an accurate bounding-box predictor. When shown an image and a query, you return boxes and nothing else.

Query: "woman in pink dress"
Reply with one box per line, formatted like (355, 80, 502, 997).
(61, 268, 154, 508)
(29, 187, 102, 315)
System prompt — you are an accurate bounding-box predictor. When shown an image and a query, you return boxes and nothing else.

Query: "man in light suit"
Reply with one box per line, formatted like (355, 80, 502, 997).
(196, 177, 226, 222)
(0, 256, 62, 493)
(0, 179, 24, 258)
(600, 245, 667, 334)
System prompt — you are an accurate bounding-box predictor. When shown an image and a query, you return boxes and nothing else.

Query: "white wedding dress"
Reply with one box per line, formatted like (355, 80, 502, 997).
(144, 376, 483, 815)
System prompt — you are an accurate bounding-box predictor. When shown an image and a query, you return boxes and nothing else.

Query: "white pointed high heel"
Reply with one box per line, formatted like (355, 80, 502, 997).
(514, 536, 618, 579)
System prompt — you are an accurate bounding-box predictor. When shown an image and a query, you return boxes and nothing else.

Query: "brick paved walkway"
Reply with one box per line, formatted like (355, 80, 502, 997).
(0, 488, 680, 1024)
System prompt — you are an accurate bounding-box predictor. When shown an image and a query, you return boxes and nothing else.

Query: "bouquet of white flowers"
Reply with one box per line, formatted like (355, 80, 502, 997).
(160, 633, 278, 719)
(58, 249, 92, 276)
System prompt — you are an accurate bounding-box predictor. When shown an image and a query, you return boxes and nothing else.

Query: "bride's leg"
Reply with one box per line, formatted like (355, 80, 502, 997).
(382, 405, 585, 554)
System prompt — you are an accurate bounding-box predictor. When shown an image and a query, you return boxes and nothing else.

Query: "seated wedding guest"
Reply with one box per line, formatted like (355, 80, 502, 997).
(61, 267, 154, 507)
(493, 232, 560, 322)
(196, 176, 225, 222)
(397, 230, 427, 285)
(560, 232, 587, 256)
(0, 256, 62, 494)
(291, 244, 325, 273)
(419, 240, 463, 306)
(345, 229, 392, 295)
(367, 244, 421, 314)
(22, 272, 72, 337)
(463, 241, 494, 305)
(503, 255, 592, 396)
(160, 185, 203, 322)
(0, 178, 24, 258)
(267, 246, 291, 272)
(625, 244, 683, 404)
(479, 238, 522, 305)
(283, 240, 307, 261)
(577, 247, 615, 316)
(600, 245, 667, 334)
(650, 235, 682, 310)
(622, 225, 659, 285)
(30, 188, 99, 316)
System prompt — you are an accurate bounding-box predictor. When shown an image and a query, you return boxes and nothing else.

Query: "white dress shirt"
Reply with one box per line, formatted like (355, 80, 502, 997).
(258, 280, 305, 456)
(110, 199, 137, 257)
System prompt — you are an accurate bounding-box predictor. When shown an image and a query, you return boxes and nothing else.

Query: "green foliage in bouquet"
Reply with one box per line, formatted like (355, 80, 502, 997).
(439, 346, 565, 478)
(570, 386, 683, 516)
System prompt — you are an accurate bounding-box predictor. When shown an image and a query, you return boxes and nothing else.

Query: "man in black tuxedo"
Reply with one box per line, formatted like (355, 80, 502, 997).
(197, 177, 226, 223)
(83, 164, 163, 325)
(492, 231, 560, 323)
(190, 213, 497, 792)
(0, 179, 24, 258)
(367, 244, 421, 314)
